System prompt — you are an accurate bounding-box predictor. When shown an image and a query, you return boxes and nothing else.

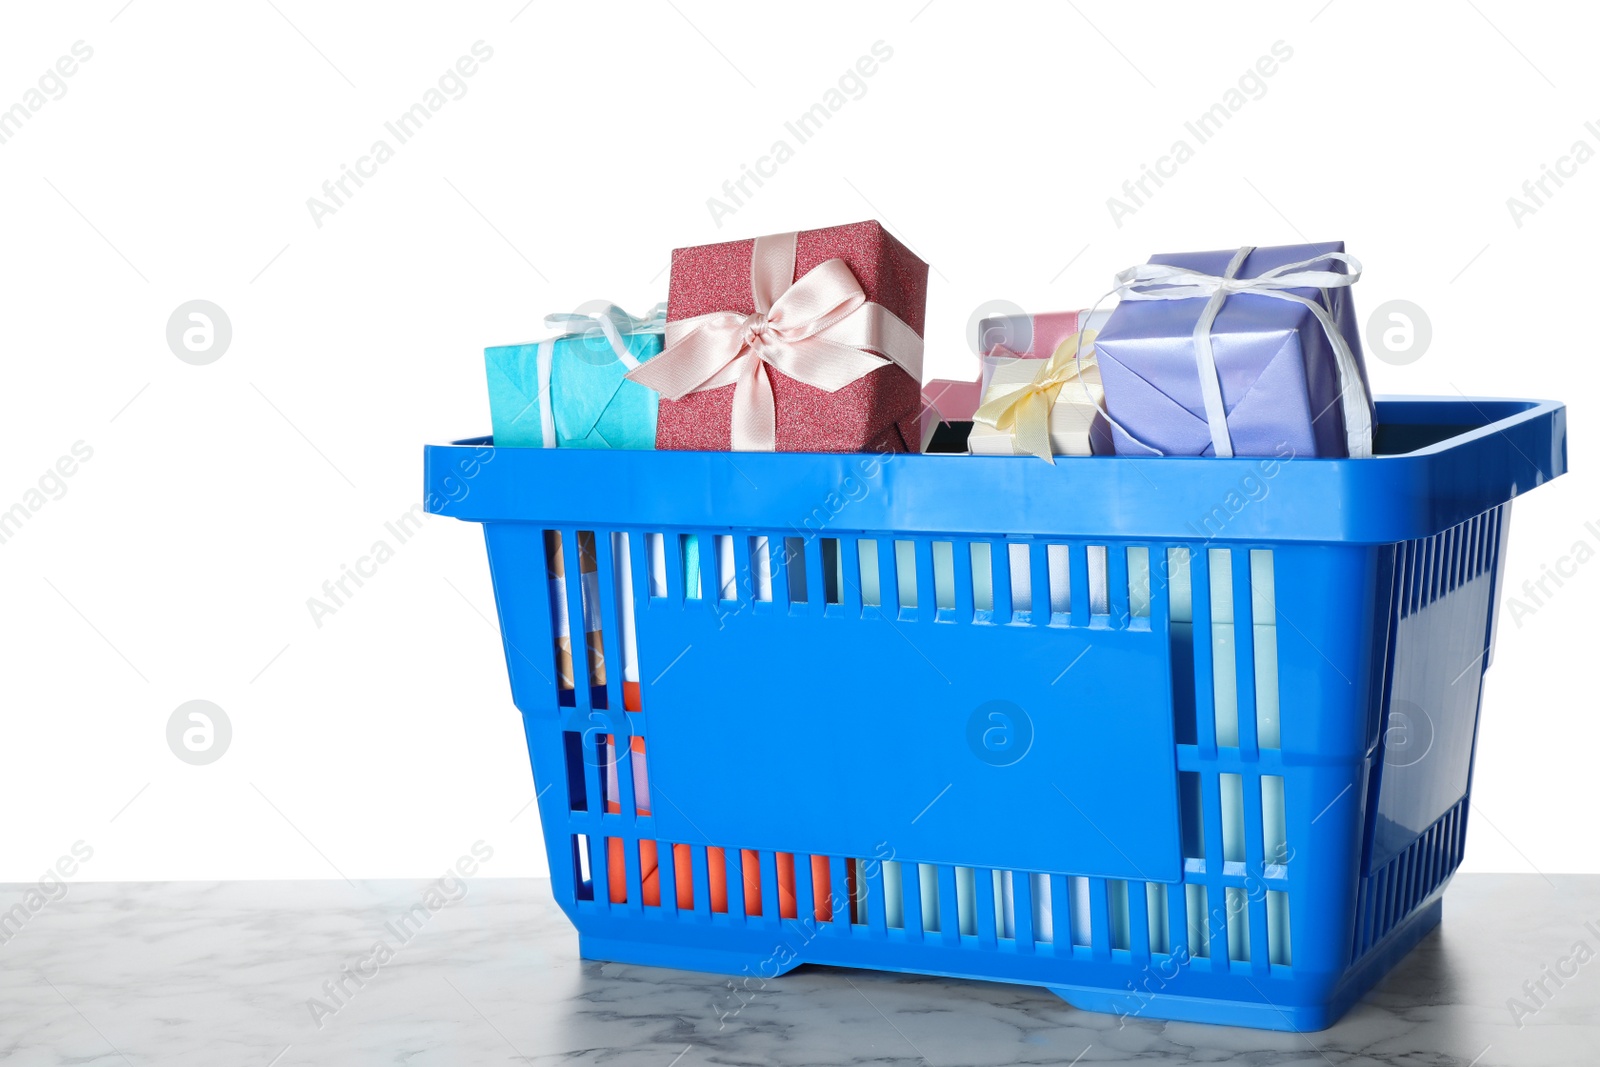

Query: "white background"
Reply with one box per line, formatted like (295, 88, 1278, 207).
(0, 0, 1593, 884)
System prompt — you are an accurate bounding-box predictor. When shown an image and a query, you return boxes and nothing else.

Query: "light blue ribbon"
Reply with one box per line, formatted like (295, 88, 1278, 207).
(543, 302, 668, 370)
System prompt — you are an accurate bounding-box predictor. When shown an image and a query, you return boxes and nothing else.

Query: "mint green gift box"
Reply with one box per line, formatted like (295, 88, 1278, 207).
(486, 303, 666, 449)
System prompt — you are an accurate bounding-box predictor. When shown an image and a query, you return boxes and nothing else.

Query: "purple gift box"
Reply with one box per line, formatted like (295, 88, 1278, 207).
(1095, 242, 1376, 459)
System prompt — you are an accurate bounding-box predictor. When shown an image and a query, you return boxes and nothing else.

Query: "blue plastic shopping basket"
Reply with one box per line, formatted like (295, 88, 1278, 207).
(424, 396, 1565, 1031)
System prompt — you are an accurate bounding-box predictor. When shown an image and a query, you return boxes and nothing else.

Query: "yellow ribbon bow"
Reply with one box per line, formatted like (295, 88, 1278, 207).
(972, 330, 1099, 464)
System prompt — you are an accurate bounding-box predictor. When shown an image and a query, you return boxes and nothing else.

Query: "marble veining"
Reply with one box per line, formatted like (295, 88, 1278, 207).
(0, 875, 1594, 1065)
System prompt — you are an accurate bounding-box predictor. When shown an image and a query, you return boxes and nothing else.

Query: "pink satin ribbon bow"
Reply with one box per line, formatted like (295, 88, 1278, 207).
(625, 230, 924, 451)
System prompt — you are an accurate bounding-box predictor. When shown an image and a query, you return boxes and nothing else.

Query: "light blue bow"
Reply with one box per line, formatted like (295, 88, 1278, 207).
(532, 302, 668, 447)
(545, 302, 669, 333)
(543, 302, 669, 370)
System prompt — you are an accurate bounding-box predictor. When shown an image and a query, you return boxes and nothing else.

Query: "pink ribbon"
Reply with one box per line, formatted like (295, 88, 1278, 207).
(625, 231, 924, 451)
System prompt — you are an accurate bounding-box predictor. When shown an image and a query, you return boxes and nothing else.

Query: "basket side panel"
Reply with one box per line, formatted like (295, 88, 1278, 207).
(1369, 507, 1504, 871)
(1352, 505, 1506, 960)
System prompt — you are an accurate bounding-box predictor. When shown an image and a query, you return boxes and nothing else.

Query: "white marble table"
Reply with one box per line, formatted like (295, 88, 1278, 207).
(0, 874, 1592, 1065)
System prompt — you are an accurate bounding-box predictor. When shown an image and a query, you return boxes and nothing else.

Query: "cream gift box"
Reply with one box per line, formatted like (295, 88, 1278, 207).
(968, 347, 1110, 458)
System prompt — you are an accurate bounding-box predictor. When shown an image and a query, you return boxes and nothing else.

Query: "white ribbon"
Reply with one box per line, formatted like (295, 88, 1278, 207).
(532, 302, 668, 448)
(535, 338, 557, 448)
(1111, 247, 1373, 458)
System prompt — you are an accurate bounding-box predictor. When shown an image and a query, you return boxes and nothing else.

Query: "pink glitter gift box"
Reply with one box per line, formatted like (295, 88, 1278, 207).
(655, 220, 929, 453)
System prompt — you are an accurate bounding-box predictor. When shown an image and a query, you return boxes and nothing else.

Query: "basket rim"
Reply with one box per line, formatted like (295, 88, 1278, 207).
(423, 396, 1565, 545)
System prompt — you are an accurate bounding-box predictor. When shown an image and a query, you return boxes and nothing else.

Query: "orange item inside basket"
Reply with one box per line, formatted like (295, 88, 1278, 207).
(603, 692, 846, 920)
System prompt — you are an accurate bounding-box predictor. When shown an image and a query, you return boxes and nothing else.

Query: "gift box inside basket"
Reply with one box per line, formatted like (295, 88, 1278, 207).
(923, 308, 1114, 457)
(1095, 242, 1376, 459)
(485, 304, 667, 450)
(437, 226, 1567, 1033)
(969, 310, 1115, 459)
(631, 220, 929, 453)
